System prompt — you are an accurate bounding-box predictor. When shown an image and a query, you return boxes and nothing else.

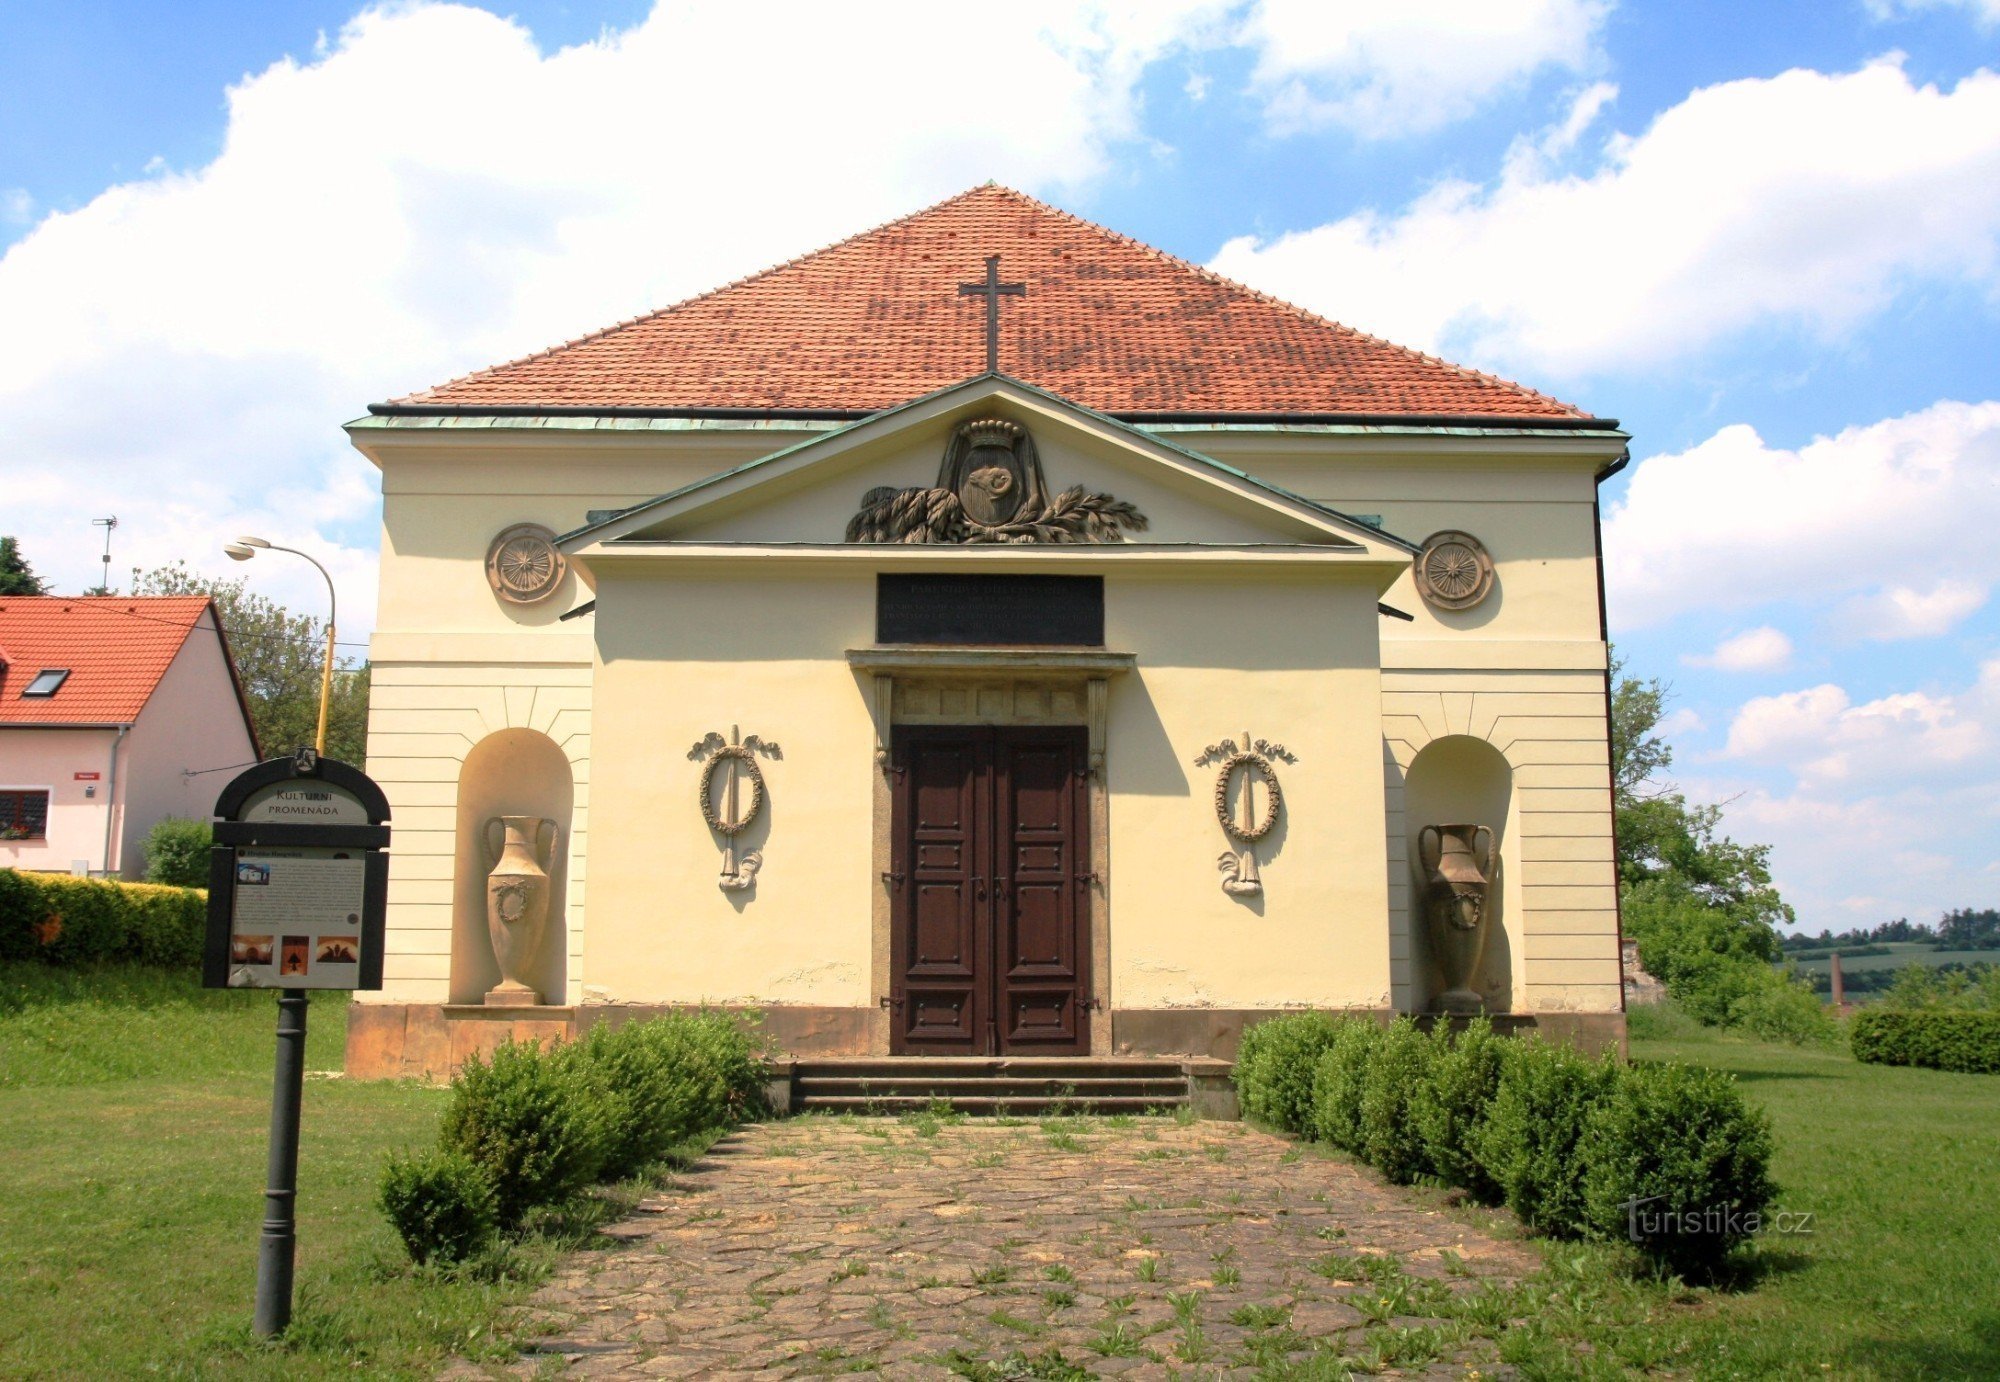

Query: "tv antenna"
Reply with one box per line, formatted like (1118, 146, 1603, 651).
(92, 516, 118, 593)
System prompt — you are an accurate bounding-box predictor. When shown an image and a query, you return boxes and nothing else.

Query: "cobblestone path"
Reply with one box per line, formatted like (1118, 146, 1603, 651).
(480, 1115, 1538, 1377)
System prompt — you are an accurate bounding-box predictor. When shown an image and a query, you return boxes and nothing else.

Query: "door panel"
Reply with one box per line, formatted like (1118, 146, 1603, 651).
(889, 724, 1090, 1056)
(892, 732, 986, 1054)
(994, 729, 1088, 1055)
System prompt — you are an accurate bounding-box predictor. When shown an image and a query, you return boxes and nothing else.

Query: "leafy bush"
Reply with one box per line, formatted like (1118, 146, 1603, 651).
(1409, 1017, 1506, 1200)
(1307, 1019, 1383, 1153)
(1622, 996, 1705, 1043)
(1471, 1039, 1616, 1238)
(1878, 962, 2000, 1013)
(1580, 1063, 1776, 1278)
(1234, 1011, 1345, 1134)
(573, 1012, 769, 1179)
(1851, 1009, 2000, 1074)
(379, 1149, 497, 1265)
(141, 819, 212, 889)
(0, 869, 204, 967)
(438, 1040, 616, 1228)
(389, 1013, 770, 1261)
(1358, 1017, 1434, 1185)
(1728, 973, 1842, 1047)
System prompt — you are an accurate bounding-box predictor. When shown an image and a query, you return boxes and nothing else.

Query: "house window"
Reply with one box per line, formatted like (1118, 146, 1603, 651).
(22, 669, 69, 697)
(0, 790, 50, 841)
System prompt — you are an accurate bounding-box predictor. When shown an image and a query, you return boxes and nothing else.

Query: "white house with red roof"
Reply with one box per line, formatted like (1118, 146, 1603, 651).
(0, 596, 258, 877)
(341, 186, 1629, 1080)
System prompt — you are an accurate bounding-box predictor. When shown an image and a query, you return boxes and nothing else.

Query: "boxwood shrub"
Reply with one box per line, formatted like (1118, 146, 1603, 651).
(1579, 1062, 1775, 1278)
(1851, 1009, 2000, 1074)
(1409, 1016, 1506, 1202)
(0, 868, 205, 967)
(1234, 1011, 1345, 1134)
(439, 1040, 616, 1228)
(1358, 1017, 1434, 1185)
(1233, 1013, 1778, 1277)
(1471, 1039, 1617, 1238)
(386, 1012, 770, 1260)
(1307, 1018, 1383, 1153)
(379, 1149, 497, 1265)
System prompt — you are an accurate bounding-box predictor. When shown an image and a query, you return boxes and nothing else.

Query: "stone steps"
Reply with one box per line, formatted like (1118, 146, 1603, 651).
(785, 1057, 1203, 1116)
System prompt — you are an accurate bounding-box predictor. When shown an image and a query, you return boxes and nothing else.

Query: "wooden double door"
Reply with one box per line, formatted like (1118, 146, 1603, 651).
(888, 725, 1092, 1055)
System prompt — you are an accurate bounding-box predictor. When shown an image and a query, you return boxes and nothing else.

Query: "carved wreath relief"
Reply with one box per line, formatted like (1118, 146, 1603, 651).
(689, 726, 781, 892)
(1193, 733, 1298, 896)
(485, 523, 567, 605)
(1413, 530, 1494, 612)
(846, 418, 1148, 544)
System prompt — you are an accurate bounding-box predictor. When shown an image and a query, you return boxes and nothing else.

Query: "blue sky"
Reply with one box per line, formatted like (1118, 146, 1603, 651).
(3, 0, 1997, 929)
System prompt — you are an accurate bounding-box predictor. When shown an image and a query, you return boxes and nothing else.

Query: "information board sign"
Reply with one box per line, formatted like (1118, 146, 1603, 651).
(203, 749, 390, 992)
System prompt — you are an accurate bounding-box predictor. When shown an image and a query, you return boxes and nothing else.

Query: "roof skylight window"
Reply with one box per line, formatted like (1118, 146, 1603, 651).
(22, 668, 69, 697)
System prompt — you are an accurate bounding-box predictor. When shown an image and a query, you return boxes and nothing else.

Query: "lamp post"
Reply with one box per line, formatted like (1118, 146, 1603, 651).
(224, 537, 336, 755)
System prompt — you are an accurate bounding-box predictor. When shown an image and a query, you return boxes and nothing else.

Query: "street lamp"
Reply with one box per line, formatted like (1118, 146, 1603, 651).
(225, 536, 337, 756)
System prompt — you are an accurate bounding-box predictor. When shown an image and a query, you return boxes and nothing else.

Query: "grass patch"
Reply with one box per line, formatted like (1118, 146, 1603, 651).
(1615, 1021, 2000, 1375)
(0, 962, 710, 1377)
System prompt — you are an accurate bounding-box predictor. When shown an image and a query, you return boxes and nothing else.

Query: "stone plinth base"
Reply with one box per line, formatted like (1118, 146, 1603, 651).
(344, 1002, 1628, 1082)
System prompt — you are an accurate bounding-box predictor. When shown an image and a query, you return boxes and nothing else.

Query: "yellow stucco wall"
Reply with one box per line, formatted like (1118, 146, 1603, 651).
(582, 566, 1391, 1011)
(350, 411, 1623, 1022)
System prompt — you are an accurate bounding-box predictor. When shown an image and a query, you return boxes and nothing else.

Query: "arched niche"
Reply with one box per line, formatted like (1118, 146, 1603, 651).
(452, 728, 574, 1005)
(1404, 735, 1520, 1013)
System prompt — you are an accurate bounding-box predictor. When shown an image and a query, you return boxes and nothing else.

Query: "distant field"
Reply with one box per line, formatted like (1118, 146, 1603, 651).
(1782, 941, 1996, 974)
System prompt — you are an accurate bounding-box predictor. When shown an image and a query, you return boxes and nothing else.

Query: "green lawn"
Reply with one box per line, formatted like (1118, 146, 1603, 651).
(5, 968, 1997, 1377)
(1622, 1019, 2000, 1376)
(0, 965, 537, 1378)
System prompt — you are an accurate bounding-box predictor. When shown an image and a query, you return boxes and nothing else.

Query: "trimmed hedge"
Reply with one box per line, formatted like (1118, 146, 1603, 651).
(1235, 1009, 1343, 1134)
(0, 868, 205, 967)
(1851, 1009, 2000, 1074)
(382, 1013, 770, 1265)
(1235, 1012, 1776, 1277)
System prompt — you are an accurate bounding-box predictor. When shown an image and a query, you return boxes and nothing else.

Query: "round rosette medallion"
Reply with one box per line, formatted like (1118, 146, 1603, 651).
(1413, 530, 1495, 611)
(485, 523, 567, 605)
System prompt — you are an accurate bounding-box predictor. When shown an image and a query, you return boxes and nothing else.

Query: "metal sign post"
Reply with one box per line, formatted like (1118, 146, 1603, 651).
(203, 747, 390, 1337)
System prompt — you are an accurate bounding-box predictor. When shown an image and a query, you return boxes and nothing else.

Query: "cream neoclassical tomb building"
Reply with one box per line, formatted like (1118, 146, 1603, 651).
(343, 186, 1629, 1079)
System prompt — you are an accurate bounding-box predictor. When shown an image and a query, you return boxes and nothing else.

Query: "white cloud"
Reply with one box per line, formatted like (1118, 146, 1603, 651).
(1238, 0, 1610, 137)
(1208, 59, 2000, 378)
(1839, 579, 1989, 640)
(0, 0, 1213, 630)
(1692, 661, 2000, 925)
(1722, 667, 1995, 788)
(1658, 705, 1706, 739)
(1685, 626, 1794, 673)
(1602, 399, 2000, 629)
(1866, 0, 2000, 25)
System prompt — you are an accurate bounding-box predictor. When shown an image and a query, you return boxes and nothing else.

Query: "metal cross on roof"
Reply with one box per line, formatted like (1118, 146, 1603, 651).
(958, 255, 1025, 374)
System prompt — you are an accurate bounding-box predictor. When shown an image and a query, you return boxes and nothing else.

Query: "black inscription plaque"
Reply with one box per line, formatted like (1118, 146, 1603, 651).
(876, 574, 1104, 647)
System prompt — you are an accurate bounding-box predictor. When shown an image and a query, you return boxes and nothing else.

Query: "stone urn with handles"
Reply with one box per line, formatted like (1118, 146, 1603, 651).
(1419, 822, 1494, 1015)
(483, 815, 558, 1005)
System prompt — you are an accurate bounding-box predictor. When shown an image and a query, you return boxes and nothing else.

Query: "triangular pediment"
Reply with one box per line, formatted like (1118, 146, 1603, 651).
(560, 375, 1417, 564)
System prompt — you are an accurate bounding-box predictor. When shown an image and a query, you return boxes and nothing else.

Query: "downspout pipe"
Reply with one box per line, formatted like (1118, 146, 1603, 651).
(101, 724, 129, 877)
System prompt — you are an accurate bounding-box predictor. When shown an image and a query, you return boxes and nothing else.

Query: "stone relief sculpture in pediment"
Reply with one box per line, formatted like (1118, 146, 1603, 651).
(845, 417, 1149, 545)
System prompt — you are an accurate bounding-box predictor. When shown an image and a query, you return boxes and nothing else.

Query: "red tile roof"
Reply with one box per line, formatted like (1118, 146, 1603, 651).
(385, 185, 1596, 423)
(0, 596, 220, 726)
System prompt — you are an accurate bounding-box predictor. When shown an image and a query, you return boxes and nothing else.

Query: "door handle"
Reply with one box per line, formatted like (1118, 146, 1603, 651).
(974, 876, 986, 900)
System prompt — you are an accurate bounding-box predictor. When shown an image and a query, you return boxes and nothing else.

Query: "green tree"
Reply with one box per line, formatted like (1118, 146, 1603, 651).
(1610, 648, 1791, 934)
(0, 537, 48, 595)
(1610, 648, 1795, 1028)
(128, 561, 370, 766)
